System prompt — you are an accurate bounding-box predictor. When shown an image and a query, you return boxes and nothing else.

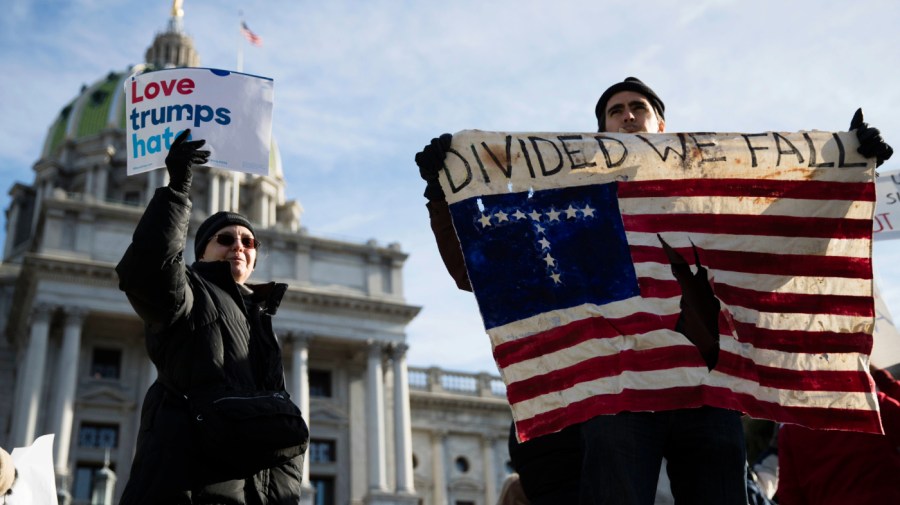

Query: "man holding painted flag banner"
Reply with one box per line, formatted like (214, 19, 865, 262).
(415, 77, 893, 505)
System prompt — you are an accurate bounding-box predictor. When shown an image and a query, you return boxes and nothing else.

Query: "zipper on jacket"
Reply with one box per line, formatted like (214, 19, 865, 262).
(211, 392, 286, 403)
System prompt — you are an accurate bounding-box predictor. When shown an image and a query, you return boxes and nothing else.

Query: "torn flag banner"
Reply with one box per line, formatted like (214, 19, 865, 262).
(438, 130, 879, 442)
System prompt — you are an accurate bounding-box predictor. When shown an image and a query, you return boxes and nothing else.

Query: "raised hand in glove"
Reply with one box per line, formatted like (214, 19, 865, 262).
(414, 133, 452, 201)
(850, 108, 893, 167)
(165, 129, 210, 193)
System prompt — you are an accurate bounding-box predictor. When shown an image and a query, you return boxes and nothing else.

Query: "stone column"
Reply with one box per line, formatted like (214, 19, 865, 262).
(10, 304, 53, 446)
(259, 194, 270, 228)
(482, 435, 498, 505)
(390, 343, 414, 494)
(4, 197, 20, 258)
(209, 171, 221, 215)
(49, 308, 87, 480)
(231, 172, 241, 211)
(96, 166, 109, 201)
(83, 167, 95, 202)
(366, 339, 388, 492)
(30, 179, 44, 234)
(223, 175, 232, 211)
(269, 195, 277, 230)
(289, 333, 314, 499)
(431, 430, 448, 505)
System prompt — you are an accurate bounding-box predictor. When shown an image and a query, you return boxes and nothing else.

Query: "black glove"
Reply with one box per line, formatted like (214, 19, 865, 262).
(414, 133, 452, 201)
(165, 129, 210, 193)
(850, 108, 893, 167)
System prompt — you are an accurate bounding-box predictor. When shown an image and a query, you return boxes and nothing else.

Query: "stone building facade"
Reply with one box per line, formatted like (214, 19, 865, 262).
(0, 7, 514, 505)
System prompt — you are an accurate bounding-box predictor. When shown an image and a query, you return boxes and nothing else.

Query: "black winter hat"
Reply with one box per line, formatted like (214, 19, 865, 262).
(194, 211, 256, 262)
(595, 77, 665, 132)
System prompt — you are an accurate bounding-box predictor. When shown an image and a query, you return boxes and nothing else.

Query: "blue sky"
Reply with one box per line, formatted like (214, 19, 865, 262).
(2, 0, 899, 373)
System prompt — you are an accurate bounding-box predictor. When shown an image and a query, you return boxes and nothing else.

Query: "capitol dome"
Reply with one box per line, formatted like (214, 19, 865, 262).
(21, 7, 298, 248)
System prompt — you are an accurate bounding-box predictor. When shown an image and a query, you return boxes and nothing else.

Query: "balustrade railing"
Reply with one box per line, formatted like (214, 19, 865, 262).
(408, 366, 506, 398)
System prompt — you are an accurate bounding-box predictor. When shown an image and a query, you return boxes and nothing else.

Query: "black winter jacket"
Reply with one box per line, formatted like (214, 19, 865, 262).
(116, 187, 303, 505)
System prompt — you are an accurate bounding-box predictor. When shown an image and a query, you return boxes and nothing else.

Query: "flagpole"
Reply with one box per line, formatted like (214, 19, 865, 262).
(237, 11, 244, 72)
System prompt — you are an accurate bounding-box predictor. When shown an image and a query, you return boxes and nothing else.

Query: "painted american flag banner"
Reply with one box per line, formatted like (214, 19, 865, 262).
(438, 129, 880, 442)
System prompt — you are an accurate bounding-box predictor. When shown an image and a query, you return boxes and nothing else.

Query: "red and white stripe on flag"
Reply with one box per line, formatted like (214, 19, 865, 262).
(441, 130, 881, 442)
(241, 21, 263, 47)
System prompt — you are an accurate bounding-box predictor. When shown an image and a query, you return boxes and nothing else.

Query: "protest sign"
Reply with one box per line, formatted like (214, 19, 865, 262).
(870, 169, 900, 370)
(873, 280, 900, 370)
(125, 67, 273, 176)
(7, 434, 57, 505)
(437, 130, 879, 441)
(874, 169, 900, 240)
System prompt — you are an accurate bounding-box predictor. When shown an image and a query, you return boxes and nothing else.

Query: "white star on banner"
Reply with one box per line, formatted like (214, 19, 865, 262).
(476, 199, 598, 288)
(543, 254, 556, 267)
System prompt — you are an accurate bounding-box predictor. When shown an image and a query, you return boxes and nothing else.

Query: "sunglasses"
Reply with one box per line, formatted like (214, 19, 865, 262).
(210, 233, 260, 249)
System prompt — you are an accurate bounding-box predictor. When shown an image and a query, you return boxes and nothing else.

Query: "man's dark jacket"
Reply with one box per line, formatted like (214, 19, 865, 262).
(116, 186, 303, 504)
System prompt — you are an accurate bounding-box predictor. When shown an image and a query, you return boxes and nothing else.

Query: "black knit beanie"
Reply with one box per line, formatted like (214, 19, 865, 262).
(194, 211, 256, 262)
(595, 77, 665, 132)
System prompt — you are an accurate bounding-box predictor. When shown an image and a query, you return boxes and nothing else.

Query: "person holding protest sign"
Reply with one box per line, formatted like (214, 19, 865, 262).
(415, 77, 893, 505)
(116, 129, 308, 505)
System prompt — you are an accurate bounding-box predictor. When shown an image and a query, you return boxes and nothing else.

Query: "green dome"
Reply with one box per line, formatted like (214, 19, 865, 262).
(42, 67, 136, 159)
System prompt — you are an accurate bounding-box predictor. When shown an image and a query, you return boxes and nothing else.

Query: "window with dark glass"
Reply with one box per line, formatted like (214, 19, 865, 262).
(91, 347, 122, 379)
(72, 462, 115, 501)
(72, 463, 100, 501)
(124, 190, 141, 205)
(90, 347, 122, 379)
(310, 476, 335, 505)
(309, 369, 332, 397)
(78, 423, 119, 448)
(455, 456, 470, 473)
(309, 439, 336, 464)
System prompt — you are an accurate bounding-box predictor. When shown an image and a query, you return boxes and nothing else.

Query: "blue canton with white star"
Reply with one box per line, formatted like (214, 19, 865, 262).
(449, 183, 640, 329)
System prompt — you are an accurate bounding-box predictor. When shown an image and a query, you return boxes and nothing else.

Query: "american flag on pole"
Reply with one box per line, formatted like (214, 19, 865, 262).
(439, 130, 880, 442)
(241, 21, 263, 47)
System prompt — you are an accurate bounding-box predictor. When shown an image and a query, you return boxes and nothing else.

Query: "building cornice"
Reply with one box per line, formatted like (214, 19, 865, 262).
(283, 287, 421, 320)
(409, 389, 509, 412)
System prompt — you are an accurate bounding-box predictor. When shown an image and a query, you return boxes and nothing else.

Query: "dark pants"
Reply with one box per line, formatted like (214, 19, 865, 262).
(580, 407, 748, 505)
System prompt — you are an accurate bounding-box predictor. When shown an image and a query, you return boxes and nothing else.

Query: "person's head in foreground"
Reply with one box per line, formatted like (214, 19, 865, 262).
(595, 76, 666, 134)
(194, 211, 259, 284)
